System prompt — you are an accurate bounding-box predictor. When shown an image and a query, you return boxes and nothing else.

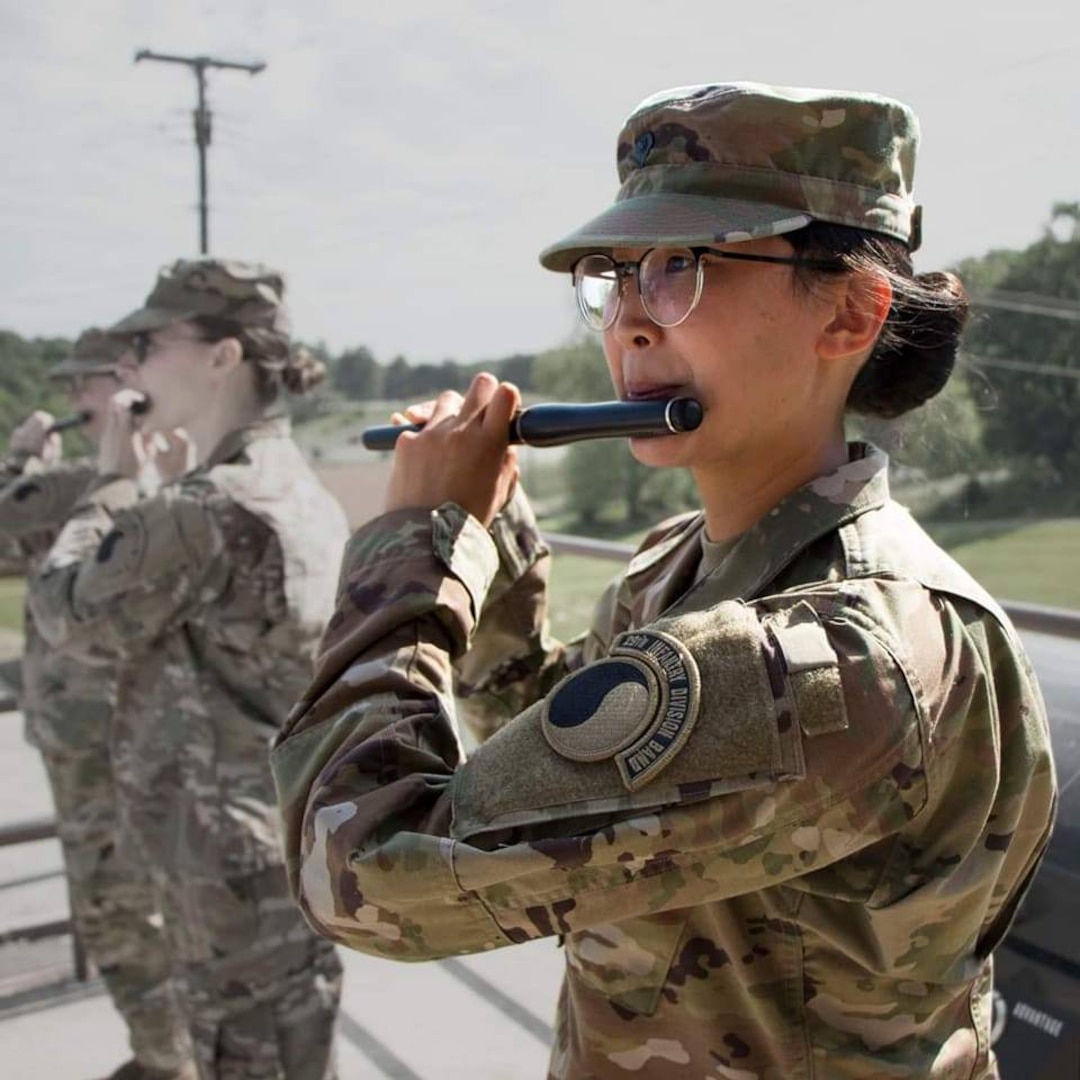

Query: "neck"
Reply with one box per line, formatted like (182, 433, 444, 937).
(184, 393, 268, 466)
(694, 430, 850, 542)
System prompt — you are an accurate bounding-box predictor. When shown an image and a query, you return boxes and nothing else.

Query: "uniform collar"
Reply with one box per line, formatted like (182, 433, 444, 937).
(631, 442, 890, 604)
(205, 413, 291, 468)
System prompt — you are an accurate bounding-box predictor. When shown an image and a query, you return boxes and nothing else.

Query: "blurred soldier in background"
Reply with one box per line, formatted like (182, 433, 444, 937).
(0, 328, 195, 1080)
(28, 261, 347, 1080)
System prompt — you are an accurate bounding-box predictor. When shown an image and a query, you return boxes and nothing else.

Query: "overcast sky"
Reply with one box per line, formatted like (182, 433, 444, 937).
(3, 1, 1077, 363)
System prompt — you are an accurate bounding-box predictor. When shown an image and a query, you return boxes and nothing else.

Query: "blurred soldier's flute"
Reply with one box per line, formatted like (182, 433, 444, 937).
(47, 398, 150, 435)
(47, 411, 93, 434)
(361, 398, 704, 451)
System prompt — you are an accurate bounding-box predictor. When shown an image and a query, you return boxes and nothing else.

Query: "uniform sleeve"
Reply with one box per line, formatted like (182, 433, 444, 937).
(27, 475, 231, 662)
(272, 505, 932, 962)
(0, 456, 97, 565)
(452, 486, 579, 743)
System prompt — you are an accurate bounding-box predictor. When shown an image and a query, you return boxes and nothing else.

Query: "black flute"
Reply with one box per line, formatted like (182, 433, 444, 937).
(47, 398, 150, 435)
(360, 398, 703, 451)
(47, 410, 93, 434)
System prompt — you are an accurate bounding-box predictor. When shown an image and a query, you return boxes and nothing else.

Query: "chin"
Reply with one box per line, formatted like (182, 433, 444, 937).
(628, 433, 696, 470)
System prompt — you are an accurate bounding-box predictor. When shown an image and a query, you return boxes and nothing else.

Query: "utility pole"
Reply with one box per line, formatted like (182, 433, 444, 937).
(134, 50, 266, 255)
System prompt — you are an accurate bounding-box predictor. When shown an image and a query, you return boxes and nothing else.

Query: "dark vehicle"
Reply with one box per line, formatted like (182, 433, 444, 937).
(994, 698, 1080, 1077)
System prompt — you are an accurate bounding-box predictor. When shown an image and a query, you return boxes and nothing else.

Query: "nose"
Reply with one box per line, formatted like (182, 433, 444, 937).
(115, 350, 139, 382)
(609, 273, 659, 350)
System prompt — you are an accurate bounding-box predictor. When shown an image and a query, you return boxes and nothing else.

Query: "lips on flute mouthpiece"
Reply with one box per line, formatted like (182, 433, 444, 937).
(360, 398, 703, 452)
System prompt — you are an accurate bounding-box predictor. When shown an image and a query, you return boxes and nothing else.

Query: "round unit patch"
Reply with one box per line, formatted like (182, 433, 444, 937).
(542, 657, 660, 762)
(541, 629, 701, 791)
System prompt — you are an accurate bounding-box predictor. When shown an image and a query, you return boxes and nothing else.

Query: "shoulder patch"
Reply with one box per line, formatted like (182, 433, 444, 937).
(542, 629, 700, 791)
(94, 517, 149, 577)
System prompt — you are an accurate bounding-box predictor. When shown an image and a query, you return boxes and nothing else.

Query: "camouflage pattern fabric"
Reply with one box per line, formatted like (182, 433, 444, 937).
(157, 867, 343, 1080)
(0, 453, 194, 1075)
(47, 326, 128, 379)
(43, 745, 195, 1076)
(272, 444, 1056, 1079)
(109, 258, 290, 337)
(28, 417, 349, 1079)
(540, 82, 923, 271)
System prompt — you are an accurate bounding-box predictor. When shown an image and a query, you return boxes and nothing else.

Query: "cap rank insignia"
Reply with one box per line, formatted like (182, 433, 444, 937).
(632, 131, 655, 167)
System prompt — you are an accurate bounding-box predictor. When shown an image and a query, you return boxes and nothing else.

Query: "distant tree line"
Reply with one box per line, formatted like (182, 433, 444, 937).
(0, 332, 84, 441)
(951, 202, 1080, 515)
(0, 332, 538, 434)
(326, 345, 536, 402)
(2, 203, 1077, 529)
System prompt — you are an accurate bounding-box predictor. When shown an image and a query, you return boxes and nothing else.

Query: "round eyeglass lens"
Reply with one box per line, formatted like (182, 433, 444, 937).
(638, 248, 702, 327)
(574, 255, 620, 331)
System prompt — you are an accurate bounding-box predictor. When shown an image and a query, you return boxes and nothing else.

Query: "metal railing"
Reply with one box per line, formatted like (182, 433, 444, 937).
(544, 533, 1080, 640)
(0, 816, 88, 981)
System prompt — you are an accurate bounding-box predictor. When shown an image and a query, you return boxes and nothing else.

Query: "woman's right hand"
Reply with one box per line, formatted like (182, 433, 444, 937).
(383, 374, 521, 528)
(10, 411, 60, 465)
(97, 390, 145, 479)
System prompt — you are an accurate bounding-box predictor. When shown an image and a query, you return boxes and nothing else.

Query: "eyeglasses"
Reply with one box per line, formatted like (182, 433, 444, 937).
(130, 332, 216, 365)
(572, 246, 845, 332)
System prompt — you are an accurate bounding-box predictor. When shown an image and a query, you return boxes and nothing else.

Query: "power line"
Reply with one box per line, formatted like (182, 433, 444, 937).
(969, 289, 1080, 322)
(133, 49, 266, 255)
(962, 353, 1080, 381)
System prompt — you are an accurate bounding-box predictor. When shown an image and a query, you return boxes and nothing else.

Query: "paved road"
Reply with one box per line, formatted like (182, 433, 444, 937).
(1023, 632, 1078, 725)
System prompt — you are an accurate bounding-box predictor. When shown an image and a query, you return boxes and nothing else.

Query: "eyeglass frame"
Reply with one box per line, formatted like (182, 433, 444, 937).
(572, 246, 847, 332)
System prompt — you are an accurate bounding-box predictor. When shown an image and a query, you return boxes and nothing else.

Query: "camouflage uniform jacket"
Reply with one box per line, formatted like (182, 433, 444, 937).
(0, 452, 114, 752)
(30, 417, 350, 877)
(272, 444, 1056, 1079)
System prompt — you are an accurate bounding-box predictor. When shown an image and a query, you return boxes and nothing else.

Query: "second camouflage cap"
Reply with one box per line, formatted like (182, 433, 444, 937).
(539, 82, 922, 272)
(109, 258, 290, 337)
(47, 328, 127, 379)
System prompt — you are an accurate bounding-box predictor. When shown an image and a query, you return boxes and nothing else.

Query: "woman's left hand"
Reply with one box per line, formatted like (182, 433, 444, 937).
(383, 373, 520, 528)
(96, 390, 145, 479)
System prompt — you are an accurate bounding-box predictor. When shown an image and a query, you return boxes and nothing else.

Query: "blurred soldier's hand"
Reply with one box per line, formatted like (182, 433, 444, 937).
(10, 411, 61, 465)
(383, 373, 520, 528)
(143, 429, 195, 484)
(97, 390, 145, 479)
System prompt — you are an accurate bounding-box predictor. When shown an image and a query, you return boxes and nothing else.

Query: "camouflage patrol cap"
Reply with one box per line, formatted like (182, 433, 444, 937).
(47, 327, 127, 379)
(109, 258, 290, 337)
(539, 82, 923, 272)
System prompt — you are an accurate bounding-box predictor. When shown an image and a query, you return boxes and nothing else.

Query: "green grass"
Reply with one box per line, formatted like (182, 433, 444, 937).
(546, 517, 1080, 638)
(926, 518, 1080, 608)
(0, 577, 26, 635)
(546, 553, 622, 642)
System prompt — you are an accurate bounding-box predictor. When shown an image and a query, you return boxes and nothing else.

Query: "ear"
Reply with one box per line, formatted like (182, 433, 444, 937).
(816, 269, 892, 362)
(209, 336, 244, 373)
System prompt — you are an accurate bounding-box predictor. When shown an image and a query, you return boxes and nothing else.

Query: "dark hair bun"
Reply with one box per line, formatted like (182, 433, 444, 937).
(787, 223, 972, 420)
(848, 270, 969, 418)
(282, 346, 327, 395)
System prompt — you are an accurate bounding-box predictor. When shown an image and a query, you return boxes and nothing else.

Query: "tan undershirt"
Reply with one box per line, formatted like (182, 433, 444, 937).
(694, 529, 741, 585)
